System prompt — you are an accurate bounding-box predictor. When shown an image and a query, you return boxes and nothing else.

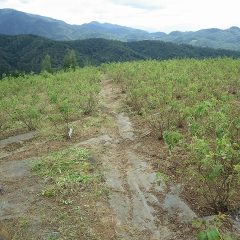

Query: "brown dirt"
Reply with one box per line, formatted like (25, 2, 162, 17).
(97, 79, 198, 239)
(0, 83, 115, 239)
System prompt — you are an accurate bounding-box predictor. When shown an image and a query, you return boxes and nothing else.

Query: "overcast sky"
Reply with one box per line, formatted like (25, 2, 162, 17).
(0, 0, 239, 32)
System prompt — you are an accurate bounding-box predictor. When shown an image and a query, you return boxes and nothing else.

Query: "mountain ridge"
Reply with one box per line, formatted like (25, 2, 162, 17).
(1, 8, 240, 50)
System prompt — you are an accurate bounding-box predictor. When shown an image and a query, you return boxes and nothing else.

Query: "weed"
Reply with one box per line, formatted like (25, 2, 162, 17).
(156, 171, 169, 185)
(192, 214, 236, 240)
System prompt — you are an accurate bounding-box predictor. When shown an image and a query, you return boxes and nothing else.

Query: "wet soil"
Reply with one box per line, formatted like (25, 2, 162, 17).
(99, 80, 197, 239)
(0, 132, 35, 149)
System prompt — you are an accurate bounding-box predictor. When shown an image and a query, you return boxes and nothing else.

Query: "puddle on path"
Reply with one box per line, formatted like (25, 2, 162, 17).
(75, 134, 113, 147)
(105, 167, 125, 191)
(116, 113, 135, 141)
(0, 159, 34, 180)
(0, 198, 29, 221)
(126, 151, 172, 239)
(0, 157, 39, 221)
(103, 109, 197, 239)
(162, 185, 197, 223)
(0, 132, 35, 149)
(103, 112, 173, 238)
(104, 148, 173, 239)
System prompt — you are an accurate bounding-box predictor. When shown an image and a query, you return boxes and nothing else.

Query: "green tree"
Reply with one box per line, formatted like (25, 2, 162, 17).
(41, 54, 52, 73)
(63, 49, 77, 71)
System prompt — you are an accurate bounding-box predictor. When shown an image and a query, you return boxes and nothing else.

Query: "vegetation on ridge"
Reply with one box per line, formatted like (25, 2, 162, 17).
(1, 34, 240, 77)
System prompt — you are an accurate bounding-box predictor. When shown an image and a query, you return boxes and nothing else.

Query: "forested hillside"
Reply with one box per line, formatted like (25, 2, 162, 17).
(1, 9, 240, 50)
(1, 34, 240, 77)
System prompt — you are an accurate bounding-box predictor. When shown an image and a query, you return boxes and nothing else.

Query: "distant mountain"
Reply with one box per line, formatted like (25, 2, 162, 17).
(1, 34, 240, 76)
(160, 27, 240, 51)
(0, 8, 154, 41)
(0, 8, 75, 40)
(1, 8, 240, 50)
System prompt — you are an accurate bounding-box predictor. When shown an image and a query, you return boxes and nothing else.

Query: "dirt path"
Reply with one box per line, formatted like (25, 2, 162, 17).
(0, 77, 198, 239)
(99, 79, 196, 239)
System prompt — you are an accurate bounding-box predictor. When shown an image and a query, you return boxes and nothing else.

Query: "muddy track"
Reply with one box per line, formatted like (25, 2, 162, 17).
(99, 79, 196, 240)
(0, 77, 198, 239)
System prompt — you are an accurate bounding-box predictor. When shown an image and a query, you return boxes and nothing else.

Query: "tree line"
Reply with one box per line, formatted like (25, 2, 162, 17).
(2, 34, 240, 78)
(41, 49, 77, 73)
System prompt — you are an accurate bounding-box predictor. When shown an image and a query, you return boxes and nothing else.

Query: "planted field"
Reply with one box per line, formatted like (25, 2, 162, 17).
(1, 59, 240, 239)
(0, 67, 101, 139)
(104, 58, 240, 213)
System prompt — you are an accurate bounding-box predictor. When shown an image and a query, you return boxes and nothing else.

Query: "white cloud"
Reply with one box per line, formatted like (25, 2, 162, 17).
(108, 0, 164, 10)
(19, 0, 29, 3)
(0, 0, 240, 32)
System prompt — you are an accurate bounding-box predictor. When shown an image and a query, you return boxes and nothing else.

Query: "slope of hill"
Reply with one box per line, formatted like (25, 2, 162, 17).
(160, 27, 240, 51)
(0, 35, 144, 75)
(0, 8, 153, 41)
(0, 8, 75, 40)
(1, 9, 240, 50)
(1, 34, 240, 76)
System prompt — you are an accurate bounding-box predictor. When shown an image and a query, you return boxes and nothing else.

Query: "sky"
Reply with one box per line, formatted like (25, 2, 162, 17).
(0, 0, 239, 32)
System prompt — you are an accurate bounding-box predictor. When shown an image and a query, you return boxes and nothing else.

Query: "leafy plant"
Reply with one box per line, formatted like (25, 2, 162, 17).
(156, 171, 169, 185)
(188, 135, 239, 212)
(163, 130, 182, 152)
(197, 228, 220, 240)
(192, 214, 235, 240)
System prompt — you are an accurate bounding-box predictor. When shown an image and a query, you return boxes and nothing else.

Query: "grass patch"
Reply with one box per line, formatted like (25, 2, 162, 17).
(33, 147, 98, 191)
(28, 147, 109, 239)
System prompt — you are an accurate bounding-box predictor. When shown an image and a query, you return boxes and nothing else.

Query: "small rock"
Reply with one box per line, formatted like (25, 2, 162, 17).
(88, 156, 98, 165)
(103, 142, 112, 147)
(233, 220, 240, 232)
(68, 128, 73, 139)
(231, 208, 240, 222)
